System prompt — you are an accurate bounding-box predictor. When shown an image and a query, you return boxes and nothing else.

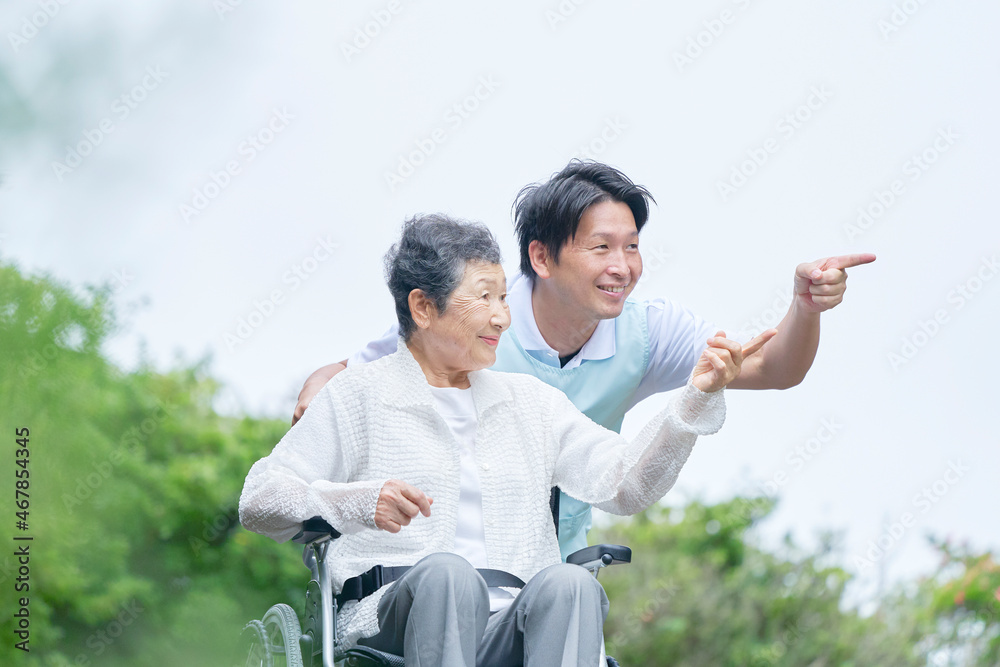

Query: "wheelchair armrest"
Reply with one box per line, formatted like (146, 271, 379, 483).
(565, 544, 631, 569)
(291, 516, 341, 544)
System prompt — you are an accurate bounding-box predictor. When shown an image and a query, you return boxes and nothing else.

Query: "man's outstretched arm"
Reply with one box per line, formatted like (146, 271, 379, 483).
(728, 253, 876, 390)
(292, 359, 347, 425)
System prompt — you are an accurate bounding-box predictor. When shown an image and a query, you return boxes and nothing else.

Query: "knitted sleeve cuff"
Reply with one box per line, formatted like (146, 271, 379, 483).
(311, 478, 387, 534)
(668, 382, 726, 435)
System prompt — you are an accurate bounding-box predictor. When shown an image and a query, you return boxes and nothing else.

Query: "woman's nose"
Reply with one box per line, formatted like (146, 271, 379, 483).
(492, 303, 510, 330)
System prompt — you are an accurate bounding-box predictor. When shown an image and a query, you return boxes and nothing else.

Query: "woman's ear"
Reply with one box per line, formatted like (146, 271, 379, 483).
(408, 289, 436, 330)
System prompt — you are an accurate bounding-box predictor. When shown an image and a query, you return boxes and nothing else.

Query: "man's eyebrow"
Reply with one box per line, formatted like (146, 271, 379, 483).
(583, 230, 640, 241)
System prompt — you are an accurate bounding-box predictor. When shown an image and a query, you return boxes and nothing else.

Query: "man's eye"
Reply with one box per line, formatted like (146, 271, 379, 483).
(595, 244, 609, 250)
(500, 293, 507, 302)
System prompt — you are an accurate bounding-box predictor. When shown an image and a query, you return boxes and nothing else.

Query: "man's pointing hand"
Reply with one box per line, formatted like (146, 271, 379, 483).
(793, 253, 876, 313)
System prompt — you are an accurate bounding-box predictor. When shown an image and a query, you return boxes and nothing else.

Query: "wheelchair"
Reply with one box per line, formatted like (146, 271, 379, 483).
(235, 491, 631, 667)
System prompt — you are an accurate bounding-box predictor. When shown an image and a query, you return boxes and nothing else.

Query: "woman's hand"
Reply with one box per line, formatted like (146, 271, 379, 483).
(374, 480, 433, 533)
(691, 329, 777, 393)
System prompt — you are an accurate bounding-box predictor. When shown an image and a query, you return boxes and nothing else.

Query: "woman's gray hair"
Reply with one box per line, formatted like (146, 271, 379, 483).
(384, 214, 503, 340)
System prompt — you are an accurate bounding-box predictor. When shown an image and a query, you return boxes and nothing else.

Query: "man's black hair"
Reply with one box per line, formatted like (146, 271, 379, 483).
(513, 160, 655, 279)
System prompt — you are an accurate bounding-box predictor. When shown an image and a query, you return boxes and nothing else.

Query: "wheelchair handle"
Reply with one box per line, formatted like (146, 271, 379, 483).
(292, 516, 341, 544)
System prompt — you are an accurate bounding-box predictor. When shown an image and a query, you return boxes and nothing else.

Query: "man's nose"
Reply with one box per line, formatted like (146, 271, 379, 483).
(607, 251, 630, 278)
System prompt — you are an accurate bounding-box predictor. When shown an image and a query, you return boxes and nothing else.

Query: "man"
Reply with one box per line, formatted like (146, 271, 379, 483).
(293, 160, 875, 559)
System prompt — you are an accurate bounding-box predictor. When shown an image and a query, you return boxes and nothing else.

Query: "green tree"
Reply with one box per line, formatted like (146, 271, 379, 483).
(0, 261, 308, 665)
(596, 499, 926, 666)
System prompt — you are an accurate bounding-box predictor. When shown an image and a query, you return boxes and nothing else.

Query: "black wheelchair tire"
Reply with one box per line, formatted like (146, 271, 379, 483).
(236, 619, 273, 667)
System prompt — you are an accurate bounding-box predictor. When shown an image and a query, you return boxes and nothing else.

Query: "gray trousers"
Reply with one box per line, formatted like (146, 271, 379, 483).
(356, 552, 609, 666)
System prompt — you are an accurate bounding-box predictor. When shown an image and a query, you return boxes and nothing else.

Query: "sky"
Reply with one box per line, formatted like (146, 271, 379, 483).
(2, 0, 998, 608)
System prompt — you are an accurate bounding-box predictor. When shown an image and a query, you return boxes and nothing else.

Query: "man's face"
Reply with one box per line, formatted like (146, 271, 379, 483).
(545, 199, 643, 321)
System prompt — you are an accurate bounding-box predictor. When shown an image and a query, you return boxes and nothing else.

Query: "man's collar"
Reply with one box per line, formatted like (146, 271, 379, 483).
(507, 272, 616, 363)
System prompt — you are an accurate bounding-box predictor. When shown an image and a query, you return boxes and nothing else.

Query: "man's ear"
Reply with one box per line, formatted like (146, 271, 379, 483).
(528, 240, 554, 280)
(408, 289, 436, 330)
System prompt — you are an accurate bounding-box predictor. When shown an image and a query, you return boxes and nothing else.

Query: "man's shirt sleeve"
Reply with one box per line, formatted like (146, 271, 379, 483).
(630, 299, 718, 408)
(346, 323, 399, 366)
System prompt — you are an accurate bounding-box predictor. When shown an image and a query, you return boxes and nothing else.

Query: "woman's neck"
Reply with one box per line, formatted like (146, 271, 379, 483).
(406, 336, 471, 389)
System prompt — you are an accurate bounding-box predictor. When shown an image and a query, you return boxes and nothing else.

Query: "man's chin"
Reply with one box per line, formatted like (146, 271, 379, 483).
(595, 301, 627, 320)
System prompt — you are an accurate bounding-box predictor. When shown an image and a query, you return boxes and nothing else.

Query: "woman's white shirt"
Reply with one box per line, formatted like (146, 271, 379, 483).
(428, 385, 514, 612)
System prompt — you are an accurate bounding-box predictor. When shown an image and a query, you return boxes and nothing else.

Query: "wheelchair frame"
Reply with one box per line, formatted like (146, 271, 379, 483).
(236, 511, 631, 667)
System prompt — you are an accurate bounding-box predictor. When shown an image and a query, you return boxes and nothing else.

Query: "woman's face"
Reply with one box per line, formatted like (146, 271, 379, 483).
(423, 261, 510, 372)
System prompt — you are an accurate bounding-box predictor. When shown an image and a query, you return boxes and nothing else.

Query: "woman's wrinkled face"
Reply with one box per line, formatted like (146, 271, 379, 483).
(425, 261, 510, 372)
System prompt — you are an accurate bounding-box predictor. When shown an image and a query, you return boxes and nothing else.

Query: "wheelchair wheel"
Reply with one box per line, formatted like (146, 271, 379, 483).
(236, 620, 272, 667)
(236, 604, 304, 667)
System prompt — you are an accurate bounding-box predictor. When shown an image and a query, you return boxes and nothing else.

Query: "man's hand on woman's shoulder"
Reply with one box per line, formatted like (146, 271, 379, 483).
(292, 360, 348, 425)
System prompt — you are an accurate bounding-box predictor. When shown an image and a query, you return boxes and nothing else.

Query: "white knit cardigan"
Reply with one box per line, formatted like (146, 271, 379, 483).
(238, 341, 725, 648)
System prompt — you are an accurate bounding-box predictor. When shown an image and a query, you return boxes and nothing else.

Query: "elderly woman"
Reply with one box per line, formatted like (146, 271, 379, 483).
(239, 215, 766, 666)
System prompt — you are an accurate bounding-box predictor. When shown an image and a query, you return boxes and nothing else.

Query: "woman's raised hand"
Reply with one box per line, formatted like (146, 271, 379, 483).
(374, 479, 433, 533)
(691, 329, 777, 393)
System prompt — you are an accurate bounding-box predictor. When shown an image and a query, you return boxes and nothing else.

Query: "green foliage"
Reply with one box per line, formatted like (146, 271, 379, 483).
(594, 500, 999, 666)
(0, 263, 306, 665)
(914, 539, 1000, 665)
